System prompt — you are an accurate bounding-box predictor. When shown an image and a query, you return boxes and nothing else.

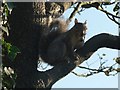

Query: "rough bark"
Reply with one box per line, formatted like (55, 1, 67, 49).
(5, 3, 39, 88)
(3, 2, 120, 89)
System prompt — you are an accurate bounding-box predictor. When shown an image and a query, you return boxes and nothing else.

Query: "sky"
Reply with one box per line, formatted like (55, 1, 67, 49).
(51, 3, 119, 88)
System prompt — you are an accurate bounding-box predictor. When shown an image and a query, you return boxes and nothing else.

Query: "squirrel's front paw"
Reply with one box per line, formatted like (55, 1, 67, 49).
(74, 53, 80, 60)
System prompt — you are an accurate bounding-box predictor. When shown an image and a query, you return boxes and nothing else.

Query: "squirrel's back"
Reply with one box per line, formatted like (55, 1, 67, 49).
(39, 18, 69, 61)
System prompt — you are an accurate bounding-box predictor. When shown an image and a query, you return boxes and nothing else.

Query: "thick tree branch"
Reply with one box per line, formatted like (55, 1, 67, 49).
(76, 33, 120, 58)
(35, 33, 120, 88)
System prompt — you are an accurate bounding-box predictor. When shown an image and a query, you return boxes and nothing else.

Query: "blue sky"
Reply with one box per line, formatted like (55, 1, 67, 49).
(52, 3, 119, 88)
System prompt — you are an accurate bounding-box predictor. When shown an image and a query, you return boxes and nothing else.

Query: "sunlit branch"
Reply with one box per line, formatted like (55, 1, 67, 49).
(72, 62, 119, 77)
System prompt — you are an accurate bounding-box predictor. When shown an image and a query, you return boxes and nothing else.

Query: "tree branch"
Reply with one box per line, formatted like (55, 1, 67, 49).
(36, 33, 120, 88)
(76, 33, 120, 59)
(72, 62, 118, 77)
(81, 2, 120, 25)
(98, 8, 120, 25)
(69, 2, 81, 21)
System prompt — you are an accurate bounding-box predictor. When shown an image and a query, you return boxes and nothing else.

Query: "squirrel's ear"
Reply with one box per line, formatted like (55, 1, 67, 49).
(84, 20, 87, 25)
(75, 18, 78, 24)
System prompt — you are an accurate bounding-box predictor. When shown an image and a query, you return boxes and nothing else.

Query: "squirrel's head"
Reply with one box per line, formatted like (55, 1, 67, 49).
(74, 18, 87, 36)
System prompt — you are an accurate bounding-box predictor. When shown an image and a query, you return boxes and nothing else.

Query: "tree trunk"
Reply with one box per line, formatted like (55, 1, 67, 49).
(4, 2, 72, 88)
(5, 2, 39, 88)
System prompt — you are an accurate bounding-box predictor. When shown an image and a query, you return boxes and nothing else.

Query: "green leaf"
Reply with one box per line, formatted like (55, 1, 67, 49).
(6, 43, 12, 53)
(5, 7, 9, 17)
(0, 39, 4, 45)
(10, 46, 20, 53)
(8, 46, 20, 60)
(8, 52, 17, 61)
(2, 40, 20, 61)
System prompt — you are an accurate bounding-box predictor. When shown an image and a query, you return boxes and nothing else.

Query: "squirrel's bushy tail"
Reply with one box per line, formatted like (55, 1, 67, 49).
(49, 18, 69, 33)
(46, 18, 69, 43)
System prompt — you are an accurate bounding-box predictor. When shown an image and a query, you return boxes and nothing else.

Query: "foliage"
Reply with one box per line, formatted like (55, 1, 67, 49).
(1, 39, 20, 61)
(0, 2, 19, 90)
(1, 2, 10, 36)
(2, 66, 17, 89)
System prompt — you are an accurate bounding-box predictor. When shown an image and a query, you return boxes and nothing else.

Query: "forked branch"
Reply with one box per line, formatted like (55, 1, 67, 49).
(36, 33, 120, 88)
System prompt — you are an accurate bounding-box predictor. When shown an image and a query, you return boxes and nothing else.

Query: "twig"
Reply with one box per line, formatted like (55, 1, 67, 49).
(78, 66, 103, 72)
(68, 2, 81, 21)
(98, 8, 120, 25)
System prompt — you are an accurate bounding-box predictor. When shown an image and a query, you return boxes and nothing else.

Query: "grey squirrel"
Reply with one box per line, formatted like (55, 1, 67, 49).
(39, 18, 87, 66)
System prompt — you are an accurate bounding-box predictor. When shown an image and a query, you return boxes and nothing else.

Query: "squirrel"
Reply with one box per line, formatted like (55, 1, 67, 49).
(39, 18, 87, 66)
